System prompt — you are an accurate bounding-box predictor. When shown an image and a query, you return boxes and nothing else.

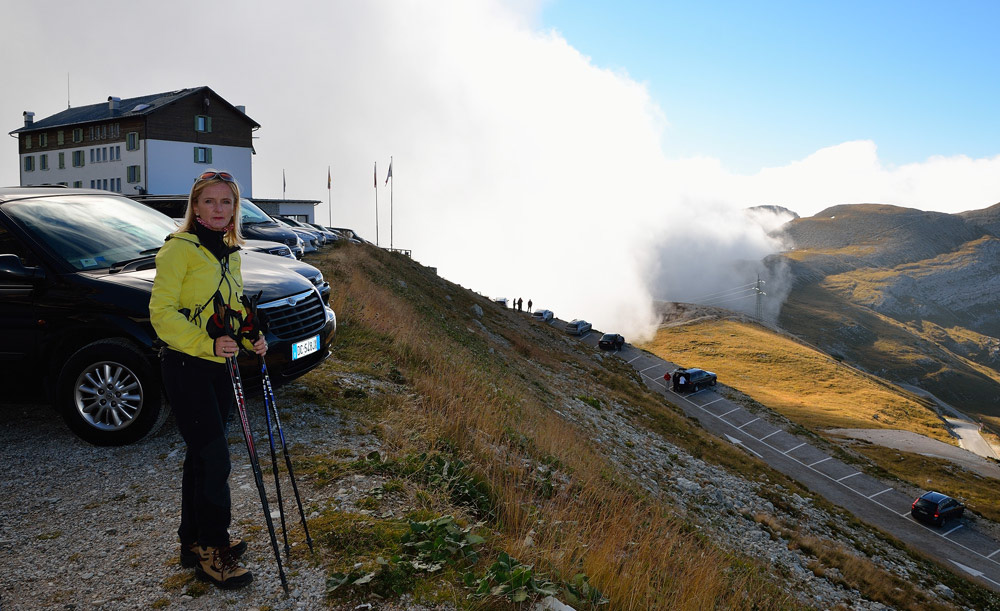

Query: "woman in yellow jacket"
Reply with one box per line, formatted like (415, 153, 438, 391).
(150, 170, 266, 590)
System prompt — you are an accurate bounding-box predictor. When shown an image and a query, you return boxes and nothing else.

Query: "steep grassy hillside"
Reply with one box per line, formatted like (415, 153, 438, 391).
(237, 243, 998, 610)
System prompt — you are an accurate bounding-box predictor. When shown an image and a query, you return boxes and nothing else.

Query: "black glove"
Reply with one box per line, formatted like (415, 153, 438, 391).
(207, 292, 243, 341)
(239, 292, 267, 342)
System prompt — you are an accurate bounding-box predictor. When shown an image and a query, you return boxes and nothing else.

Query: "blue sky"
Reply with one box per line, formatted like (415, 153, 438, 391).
(538, 1, 1000, 173)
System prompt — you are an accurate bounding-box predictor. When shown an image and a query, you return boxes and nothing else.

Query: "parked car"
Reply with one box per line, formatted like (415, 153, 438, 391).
(0, 187, 336, 446)
(531, 309, 554, 322)
(564, 319, 592, 335)
(492, 297, 508, 307)
(273, 218, 319, 253)
(911, 491, 965, 526)
(134, 195, 304, 259)
(327, 227, 368, 245)
(244, 238, 294, 259)
(305, 222, 341, 243)
(242, 249, 331, 304)
(598, 333, 625, 350)
(669, 367, 717, 392)
(278, 216, 328, 246)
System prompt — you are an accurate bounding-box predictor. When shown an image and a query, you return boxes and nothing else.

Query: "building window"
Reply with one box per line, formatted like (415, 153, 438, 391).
(72, 151, 85, 167)
(102, 147, 108, 162)
(195, 115, 213, 132)
(90, 180, 96, 189)
(126, 132, 139, 151)
(72, 128, 83, 143)
(90, 149, 95, 163)
(58, 152, 65, 169)
(102, 179, 108, 190)
(101, 125, 107, 139)
(57, 130, 64, 145)
(127, 165, 141, 183)
(88, 126, 94, 141)
(73, 181, 82, 188)
(24, 135, 31, 150)
(193, 147, 212, 164)
(115, 178, 121, 192)
(39, 154, 48, 171)
(39, 133, 48, 147)
(24, 156, 34, 172)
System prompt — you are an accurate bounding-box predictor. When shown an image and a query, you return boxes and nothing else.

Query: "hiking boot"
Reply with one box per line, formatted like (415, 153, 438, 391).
(194, 544, 253, 590)
(180, 538, 247, 567)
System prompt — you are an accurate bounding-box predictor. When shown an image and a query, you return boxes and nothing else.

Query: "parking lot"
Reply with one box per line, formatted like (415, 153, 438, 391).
(557, 319, 1000, 592)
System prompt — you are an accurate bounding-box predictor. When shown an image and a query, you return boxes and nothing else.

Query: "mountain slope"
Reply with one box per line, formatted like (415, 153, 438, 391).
(266, 243, 998, 609)
(776, 203, 1000, 427)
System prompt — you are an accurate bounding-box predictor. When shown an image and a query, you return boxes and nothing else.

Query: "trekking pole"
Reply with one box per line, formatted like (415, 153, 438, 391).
(240, 292, 313, 553)
(258, 355, 292, 556)
(260, 356, 315, 552)
(212, 294, 288, 595)
(227, 356, 289, 595)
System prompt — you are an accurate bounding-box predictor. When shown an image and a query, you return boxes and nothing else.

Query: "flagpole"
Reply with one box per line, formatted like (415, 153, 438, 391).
(327, 165, 332, 227)
(374, 161, 379, 247)
(389, 156, 393, 250)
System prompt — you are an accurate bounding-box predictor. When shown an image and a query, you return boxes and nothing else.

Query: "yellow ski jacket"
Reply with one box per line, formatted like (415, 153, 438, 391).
(150, 232, 249, 362)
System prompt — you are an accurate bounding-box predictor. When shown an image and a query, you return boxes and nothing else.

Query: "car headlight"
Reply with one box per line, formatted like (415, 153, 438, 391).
(311, 272, 324, 287)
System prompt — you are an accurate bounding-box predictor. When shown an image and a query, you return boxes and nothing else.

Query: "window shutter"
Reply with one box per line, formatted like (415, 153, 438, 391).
(206, 117, 212, 132)
(207, 148, 213, 163)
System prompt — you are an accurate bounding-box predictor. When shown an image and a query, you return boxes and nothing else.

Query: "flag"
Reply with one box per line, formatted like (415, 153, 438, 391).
(327, 166, 331, 190)
(385, 157, 393, 185)
(374, 161, 377, 188)
(282, 169, 286, 192)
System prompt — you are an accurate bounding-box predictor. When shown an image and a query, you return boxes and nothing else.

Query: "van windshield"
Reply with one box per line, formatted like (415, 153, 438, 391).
(5, 194, 178, 271)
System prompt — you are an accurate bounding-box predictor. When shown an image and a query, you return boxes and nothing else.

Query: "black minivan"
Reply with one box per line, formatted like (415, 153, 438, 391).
(0, 187, 336, 446)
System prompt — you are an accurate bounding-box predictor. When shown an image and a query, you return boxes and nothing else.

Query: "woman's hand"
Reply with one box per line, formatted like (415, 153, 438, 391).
(252, 336, 268, 356)
(215, 336, 240, 358)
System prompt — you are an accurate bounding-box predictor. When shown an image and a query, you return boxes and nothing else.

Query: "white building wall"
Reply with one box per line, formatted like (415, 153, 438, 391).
(145, 140, 253, 197)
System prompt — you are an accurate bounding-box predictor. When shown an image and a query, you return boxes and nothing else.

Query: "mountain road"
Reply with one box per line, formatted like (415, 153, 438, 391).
(562, 321, 1000, 593)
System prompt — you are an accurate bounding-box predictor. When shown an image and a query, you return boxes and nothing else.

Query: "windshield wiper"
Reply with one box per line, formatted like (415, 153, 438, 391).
(108, 247, 161, 274)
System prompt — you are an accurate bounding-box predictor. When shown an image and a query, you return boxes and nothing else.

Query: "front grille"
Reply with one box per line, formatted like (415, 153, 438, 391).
(259, 289, 326, 340)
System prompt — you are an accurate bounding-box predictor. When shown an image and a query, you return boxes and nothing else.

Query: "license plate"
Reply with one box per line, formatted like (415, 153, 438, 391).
(292, 335, 320, 360)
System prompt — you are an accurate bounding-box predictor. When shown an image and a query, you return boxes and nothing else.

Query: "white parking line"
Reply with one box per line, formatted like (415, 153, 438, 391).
(836, 472, 861, 482)
(869, 488, 892, 499)
(783, 442, 806, 455)
(943, 524, 964, 537)
(718, 407, 741, 418)
(736, 417, 759, 430)
(809, 457, 832, 467)
(627, 354, 643, 363)
(988, 548, 1000, 559)
(640, 363, 662, 373)
(759, 429, 781, 441)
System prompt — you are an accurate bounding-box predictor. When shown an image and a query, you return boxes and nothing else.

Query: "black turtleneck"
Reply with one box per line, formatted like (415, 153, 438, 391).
(192, 221, 236, 261)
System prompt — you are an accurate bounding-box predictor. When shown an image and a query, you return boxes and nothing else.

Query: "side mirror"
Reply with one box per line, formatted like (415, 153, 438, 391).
(0, 253, 45, 283)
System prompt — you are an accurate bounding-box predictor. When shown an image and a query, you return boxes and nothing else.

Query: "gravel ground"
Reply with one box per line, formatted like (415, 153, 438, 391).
(0, 391, 392, 611)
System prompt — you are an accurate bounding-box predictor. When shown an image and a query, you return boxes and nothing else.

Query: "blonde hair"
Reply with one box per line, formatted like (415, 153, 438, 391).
(178, 169, 245, 247)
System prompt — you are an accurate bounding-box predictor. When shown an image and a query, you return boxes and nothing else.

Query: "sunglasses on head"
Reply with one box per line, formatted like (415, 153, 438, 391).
(198, 171, 235, 182)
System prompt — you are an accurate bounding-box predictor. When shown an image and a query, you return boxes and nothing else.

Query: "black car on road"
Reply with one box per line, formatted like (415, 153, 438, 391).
(0, 187, 336, 446)
(911, 491, 965, 526)
(598, 333, 625, 351)
(669, 367, 717, 392)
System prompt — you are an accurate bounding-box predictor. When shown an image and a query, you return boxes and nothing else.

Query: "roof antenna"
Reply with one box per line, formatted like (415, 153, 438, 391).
(67, 72, 71, 109)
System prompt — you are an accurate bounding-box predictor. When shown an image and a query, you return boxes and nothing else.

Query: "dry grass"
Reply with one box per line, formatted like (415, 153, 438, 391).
(304, 246, 800, 610)
(639, 318, 951, 442)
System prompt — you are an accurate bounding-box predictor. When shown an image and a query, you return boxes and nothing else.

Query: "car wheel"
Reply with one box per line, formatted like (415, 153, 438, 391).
(57, 338, 168, 446)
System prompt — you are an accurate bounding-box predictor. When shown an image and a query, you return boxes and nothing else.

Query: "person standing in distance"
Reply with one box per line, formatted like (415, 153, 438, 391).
(150, 170, 268, 590)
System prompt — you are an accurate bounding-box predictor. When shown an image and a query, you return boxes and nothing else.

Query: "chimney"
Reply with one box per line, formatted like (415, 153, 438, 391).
(23, 111, 34, 126)
(108, 96, 121, 112)
(236, 105, 246, 114)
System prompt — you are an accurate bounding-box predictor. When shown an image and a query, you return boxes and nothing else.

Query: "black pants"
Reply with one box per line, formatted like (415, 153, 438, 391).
(161, 349, 235, 548)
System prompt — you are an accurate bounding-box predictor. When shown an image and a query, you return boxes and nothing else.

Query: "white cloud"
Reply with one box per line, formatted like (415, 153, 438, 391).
(4, 1, 999, 341)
